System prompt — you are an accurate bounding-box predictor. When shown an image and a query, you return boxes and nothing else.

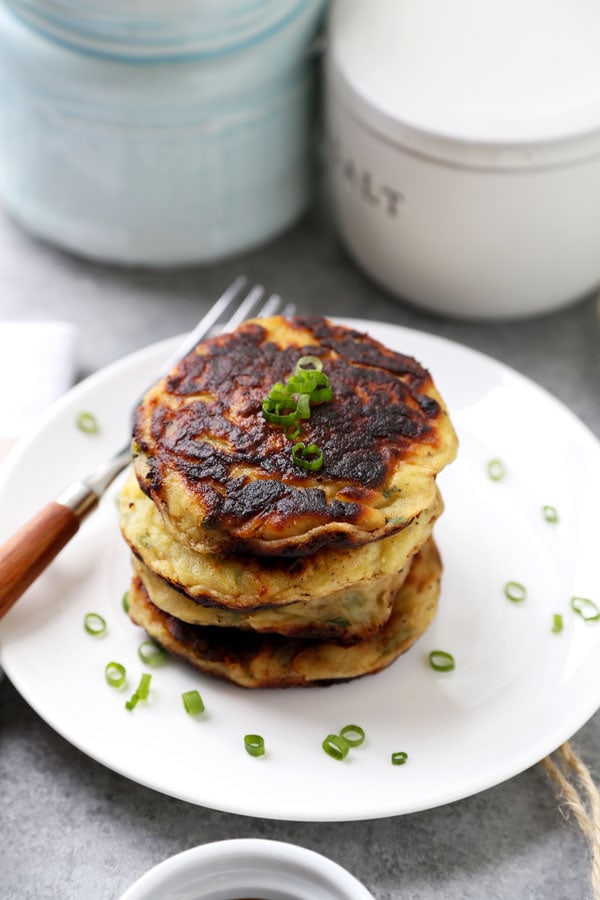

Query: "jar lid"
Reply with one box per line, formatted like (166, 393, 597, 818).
(328, 0, 600, 168)
(6, 0, 317, 59)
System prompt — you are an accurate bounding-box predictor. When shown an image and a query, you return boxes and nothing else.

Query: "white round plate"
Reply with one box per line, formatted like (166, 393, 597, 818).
(1, 319, 599, 821)
(118, 838, 374, 900)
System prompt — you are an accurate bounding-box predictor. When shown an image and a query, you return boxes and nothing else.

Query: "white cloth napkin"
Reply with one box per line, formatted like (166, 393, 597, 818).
(0, 321, 78, 460)
(0, 321, 77, 678)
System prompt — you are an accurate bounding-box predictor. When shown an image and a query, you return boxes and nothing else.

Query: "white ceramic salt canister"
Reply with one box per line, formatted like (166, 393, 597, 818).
(0, 0, 326, 266)
(326, 0, 600, 320)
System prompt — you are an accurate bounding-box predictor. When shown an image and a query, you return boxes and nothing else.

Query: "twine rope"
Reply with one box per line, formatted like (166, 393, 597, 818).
(541, 741, 600, 899)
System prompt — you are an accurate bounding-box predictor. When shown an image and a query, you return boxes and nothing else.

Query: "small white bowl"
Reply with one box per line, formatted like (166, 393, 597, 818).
(118, 838, 375, 900)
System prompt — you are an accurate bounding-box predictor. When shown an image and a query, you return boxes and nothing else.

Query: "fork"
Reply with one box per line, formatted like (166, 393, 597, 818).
(0, 276, 293, 620)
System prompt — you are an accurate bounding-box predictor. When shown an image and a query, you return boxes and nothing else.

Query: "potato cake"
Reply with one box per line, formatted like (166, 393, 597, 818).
(133, 316, 457, 556)
(120, 468, 442, 642)
(126, 538, 442, 688)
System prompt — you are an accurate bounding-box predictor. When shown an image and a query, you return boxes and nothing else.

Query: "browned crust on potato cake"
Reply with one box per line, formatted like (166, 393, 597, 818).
(133, 316, 457, 555)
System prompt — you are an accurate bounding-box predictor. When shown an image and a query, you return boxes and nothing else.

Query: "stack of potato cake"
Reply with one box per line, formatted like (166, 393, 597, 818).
(119, 316, 458, 688)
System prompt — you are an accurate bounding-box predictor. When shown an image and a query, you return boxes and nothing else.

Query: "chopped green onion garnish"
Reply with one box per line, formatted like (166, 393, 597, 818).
(292, 442, 324, 471)
(570, 596, 600, 622)
(504, 581, 527, 603)
(285, 372, 318, 396)
(543, 505, 559, 524)
(552, 614, 564, 634)
(105, 662, 126, 689)
(306, 372, 333, 404)
(122, 591, 130, 614)
(261, 356, 333, 470)
(285, 423, 301, 441)
(295, 356, 323, 374)
(125, 673, 151, 710)
(487, 458, 505, 481)
(286, 370, 332, 404)
(84, 612, 107, 637)
(138, 639, 168, 666)
(339, 724, 365, 747)
(244, 734, 265, 757)
(261, 398, 300, 426)
(322, 733, 350, 761)
(136, 673, 152, 700)
(391, 751, 408, 766)
(295, 392, 311, 420)
(268, 382, 293, 402)
(76, 411, 99, 434)
(428, 650, 455, 672)
(182, 689, 205, 716)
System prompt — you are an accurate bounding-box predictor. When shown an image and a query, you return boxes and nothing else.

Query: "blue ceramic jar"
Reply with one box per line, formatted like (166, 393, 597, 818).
(0, 0, 326, 265)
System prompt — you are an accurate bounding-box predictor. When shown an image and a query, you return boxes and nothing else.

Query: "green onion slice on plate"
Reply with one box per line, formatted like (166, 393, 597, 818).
(543, 505, 559, 524)
(76, 411, 99, 434)
(125, 693, 139, 711)
(339, 724, 365, 747)
(570, 596, 600, 622)
(504, 581, 527, 603)
(182, 690, 205, 716)
(84, 612, 106, 637)
(322, 733, 350, 761)
(487, 458, 505, 481)
(104, 662, 126, 689)
(244, 734, 265, 757)
(552, 614, 564, 634)
(136, 673, 152, 700)
(138, 640, 168, 666)
(428, 650, 455, 672)
(391, 751, 408, 766)
(125, 674, 151, 710)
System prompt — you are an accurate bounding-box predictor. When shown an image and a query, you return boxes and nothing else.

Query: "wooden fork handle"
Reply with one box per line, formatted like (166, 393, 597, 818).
(0, 502, 83, 620)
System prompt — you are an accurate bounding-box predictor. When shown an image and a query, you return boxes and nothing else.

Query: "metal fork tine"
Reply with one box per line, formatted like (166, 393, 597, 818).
(157, 275, 248, 377)
(223, 283, 266, 330)
(187, 275, 249, 339)
(256, 293, 283, 318)
(281, 302, 296, 318)
(158, 278, 293, 383)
